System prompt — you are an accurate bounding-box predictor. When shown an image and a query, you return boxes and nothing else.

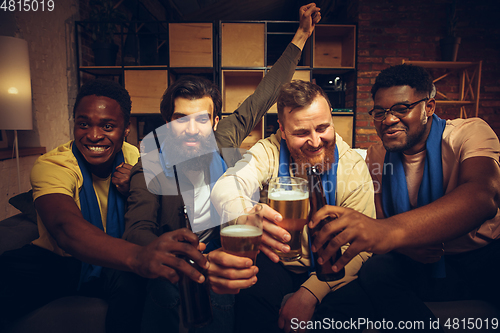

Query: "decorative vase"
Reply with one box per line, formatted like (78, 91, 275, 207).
(440, 36, 461, 62)
(92, 42, 119, 66)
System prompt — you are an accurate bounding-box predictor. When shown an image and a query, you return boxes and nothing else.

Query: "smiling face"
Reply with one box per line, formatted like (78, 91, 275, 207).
(73, 95, 130, 177)
(373, 85, 435, 155)
(279, 95, 336, 174)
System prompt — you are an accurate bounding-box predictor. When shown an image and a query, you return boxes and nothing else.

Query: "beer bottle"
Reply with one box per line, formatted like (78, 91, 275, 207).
(307, 166, 345, 281)
(177, 206, 213, 328)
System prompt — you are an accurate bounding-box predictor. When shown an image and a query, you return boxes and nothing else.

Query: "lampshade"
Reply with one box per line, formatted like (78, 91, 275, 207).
(0, 36, 32, 130)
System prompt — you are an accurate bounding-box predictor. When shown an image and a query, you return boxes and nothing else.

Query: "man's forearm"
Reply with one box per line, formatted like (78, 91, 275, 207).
(291, 28, 311, 51)
(387, 180, 499, 250)
(48, 211, 143, 272)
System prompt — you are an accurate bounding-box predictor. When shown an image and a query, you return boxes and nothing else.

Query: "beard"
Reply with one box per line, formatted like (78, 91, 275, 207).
(287, 139, 336, 176)
(178, 152, 214, 171)
(383, 121, 428, 153)
(165, 132, 216, 171)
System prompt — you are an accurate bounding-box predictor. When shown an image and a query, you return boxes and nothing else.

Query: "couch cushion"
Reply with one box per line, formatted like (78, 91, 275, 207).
(0, 214, 39, 255)
(3, 296, 107, 333)
(8, 190, 37, 223)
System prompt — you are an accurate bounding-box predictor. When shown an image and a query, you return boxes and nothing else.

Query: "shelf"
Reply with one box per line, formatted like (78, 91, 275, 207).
(221, 22, 265, 67)
(77, 20, 358, 148)
(124, 65, 169, 69)
(169, 23, 213, 68)
(313, 25, 356, 68)
(312, 68, 356, 75)
(402, 60, 482, 118)
(222, 70, 264, 113)
(219, 21, 357, 148)
(124, 70, 168, 114)
(402, 61, 479, 69)
(79, 66, 123, 76)
(0, 147, 46, 161)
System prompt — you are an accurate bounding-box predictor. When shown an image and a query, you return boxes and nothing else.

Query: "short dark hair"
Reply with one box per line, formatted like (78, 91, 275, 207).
(277, 80, 331, 124)
(160, 75, 221, 122)
(73, 79, 132, 124)
(371, 64, 434, 100)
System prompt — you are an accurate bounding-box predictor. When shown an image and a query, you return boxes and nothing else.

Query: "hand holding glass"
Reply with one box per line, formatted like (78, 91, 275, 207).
(220, 198, 263, 263)
(267, 177, 309, 261)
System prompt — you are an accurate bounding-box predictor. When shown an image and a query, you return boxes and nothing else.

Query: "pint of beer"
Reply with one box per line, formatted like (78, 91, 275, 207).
(267, 177, 309, 261)
(221, 199, 263, 263)
(221, 224, 262, 262)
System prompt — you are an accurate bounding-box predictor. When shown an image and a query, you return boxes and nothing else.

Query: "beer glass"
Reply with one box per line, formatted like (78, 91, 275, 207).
(267, 176, 309, 261)
(220, 198, 263, 263)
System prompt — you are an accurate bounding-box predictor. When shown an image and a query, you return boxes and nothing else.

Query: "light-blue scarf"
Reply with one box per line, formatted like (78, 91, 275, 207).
(382, 114, 447, 277)
(72, 143, 125, 287)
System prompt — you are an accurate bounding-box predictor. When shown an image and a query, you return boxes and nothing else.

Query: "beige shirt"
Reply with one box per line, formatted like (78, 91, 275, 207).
(366, 117, 500, 254)
(212, 130, 375, 302)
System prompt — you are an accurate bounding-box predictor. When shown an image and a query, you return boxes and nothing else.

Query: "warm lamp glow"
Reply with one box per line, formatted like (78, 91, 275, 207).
(0, 36, 32, 193)
(8, 87, 19, 94)
(0, 36, 32, 130)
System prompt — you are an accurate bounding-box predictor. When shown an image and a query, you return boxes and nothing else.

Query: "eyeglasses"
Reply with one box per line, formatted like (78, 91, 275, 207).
(368, 97, 429, 121)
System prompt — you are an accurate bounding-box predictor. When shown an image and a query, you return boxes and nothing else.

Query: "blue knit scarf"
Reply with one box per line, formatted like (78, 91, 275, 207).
(72, 143, 125, 286)
(381, 114, 447, 277)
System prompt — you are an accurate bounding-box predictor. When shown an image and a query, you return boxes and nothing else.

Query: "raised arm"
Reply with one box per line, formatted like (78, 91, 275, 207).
(291, 2, 321, 50)
(215, 3, 321, 148)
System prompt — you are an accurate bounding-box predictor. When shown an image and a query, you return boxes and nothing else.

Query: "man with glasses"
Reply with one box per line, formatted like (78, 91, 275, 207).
(309, 64, 500, 331)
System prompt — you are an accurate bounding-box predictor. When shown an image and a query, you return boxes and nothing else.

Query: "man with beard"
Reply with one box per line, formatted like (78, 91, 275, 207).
(307, 64, 500, 331)
(210, 80, 375, 333)
(122, 4, 322, 332)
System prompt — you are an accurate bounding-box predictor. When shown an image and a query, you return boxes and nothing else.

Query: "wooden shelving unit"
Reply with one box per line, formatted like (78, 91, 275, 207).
(124, 69, 169, 114)
(314, 25, 356, 69)
(219, 21, 357, 147)
(76, 20, 357, 147)
(402, 60, 482, 119)
(168, 23, 213, 68)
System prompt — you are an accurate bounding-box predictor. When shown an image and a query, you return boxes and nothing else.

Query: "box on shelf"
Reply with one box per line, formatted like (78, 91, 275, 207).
(221, 23, 265, 67)
(314, 25, 356, 68)
(125, 70, 168, 114)
(169, 23, 213, 68)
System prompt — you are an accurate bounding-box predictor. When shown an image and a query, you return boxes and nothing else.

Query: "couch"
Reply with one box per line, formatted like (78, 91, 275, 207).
(0, 191, 107, 333)
(1, 192, 498, 333)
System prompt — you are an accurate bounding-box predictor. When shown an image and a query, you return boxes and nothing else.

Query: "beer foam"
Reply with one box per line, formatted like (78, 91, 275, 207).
(221, 225, 262, 237)
(268, 190, 309, 201)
